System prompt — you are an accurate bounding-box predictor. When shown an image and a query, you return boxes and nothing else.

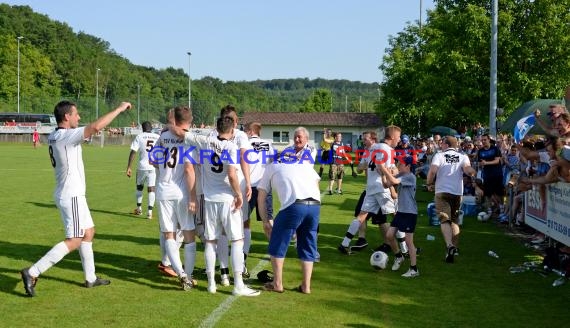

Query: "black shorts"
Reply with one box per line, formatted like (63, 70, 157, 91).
(321, 150, 331, 164)
(355, 190, 387, 225)
(390, 212, 417, 233)
(484, 176, 505, 197)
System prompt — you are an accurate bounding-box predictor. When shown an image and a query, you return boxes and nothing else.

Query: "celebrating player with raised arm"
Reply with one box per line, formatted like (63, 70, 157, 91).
(21, 100, 131, 297)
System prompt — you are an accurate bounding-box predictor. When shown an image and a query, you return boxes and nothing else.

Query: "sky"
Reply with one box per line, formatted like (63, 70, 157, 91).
(4, 0, 435, 83)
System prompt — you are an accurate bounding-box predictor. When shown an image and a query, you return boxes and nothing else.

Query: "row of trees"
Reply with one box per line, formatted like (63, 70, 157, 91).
(379, 0, 570, 134)
(0, 4, 379, 128)
(2, 2, 570, 134)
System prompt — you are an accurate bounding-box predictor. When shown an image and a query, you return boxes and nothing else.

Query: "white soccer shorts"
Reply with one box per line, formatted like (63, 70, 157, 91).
(136, 169, 156, 187)
(158, 199, 195, 232)
(56, 195, 94, 238)
(203, 200, 244, 241)
(361, 191, 396, 216)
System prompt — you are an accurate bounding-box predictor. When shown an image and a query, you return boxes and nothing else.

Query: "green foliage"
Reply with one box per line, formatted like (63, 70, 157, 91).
(0, 4, 379, 126)
(301, 88, 332, 112)
(380, 0, 570, 135)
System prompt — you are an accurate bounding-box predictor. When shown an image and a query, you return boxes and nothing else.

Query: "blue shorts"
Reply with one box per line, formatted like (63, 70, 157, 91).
(390, 212, 417, 233)
(268, 202, 320, 261)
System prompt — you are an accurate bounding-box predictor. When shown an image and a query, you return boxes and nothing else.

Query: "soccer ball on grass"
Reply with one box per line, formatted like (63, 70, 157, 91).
(370, 251, 388, 270)
(477, 211, 490, 222)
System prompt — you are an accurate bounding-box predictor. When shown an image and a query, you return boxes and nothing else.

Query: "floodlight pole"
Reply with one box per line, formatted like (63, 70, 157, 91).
(187, 52, 192, 108)
(96, 68, 101, 119)
(137, 83, 141, 126)
(489, 0, 498, 138)
(17, 36, 24, 114)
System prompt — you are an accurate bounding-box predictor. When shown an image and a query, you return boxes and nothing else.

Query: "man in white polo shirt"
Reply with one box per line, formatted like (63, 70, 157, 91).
(257, 143, 321, 294)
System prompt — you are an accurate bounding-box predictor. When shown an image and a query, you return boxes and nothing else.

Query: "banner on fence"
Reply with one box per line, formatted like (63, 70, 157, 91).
(525, 182, 570, 246)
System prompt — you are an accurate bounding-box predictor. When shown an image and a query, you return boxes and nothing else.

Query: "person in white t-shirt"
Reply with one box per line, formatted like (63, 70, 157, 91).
(126, 121, 179, 277)
(20, 100, 131, 297)
(213, 105, 253, 281)
(257, 152, 321, 294)
(338, 125, 401, 256)
(170, 113, 260, 297)
(126, 121, 160, 219)
(426, 136, 476, 264)
(155, 106, 197, 291)
(243, 122, 275, 261)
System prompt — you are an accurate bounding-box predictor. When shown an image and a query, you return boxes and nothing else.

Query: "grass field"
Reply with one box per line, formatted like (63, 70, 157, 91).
(0, 142, 567, 328)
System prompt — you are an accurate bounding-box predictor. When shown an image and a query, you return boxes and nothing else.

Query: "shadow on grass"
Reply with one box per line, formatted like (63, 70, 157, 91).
(26, 202, 133, 219)
(96, 233, 157, 246)
(26, 201, 57, 209)
(0, 240, 183, 296)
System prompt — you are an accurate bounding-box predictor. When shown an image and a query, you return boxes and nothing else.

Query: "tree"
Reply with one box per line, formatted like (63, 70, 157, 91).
(301, 88, 332, 112)
(379, 0, 570, 136)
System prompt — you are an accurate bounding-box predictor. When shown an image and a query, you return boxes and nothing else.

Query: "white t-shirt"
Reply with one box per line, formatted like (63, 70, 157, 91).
(184, 132, 240, 202)
(48, 127, 87, 199)
(189, 128, 212, 197)
(210, 128, 250, 185)
(431, 148, 471, 196)
(156, 130, 192, 200)
(363, 142, 394, 195)
(130, 131, 160, 171)
(246, 136, 274, 187)
(258, 162, 321, 209)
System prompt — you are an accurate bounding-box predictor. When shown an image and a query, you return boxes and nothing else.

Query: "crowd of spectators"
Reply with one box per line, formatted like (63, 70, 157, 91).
(398, 110, 570, 250)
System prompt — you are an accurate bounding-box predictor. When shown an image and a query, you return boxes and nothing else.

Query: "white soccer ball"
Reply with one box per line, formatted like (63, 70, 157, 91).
(477, 211, 490, 222)
(370, 251, 388, 270)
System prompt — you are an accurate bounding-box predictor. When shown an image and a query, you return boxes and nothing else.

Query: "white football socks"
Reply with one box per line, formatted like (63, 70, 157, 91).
(165, 238, 185, 277)
(204, 242, 217, 286)
(231, 239, 245, 289)
(29, 241, 70, 277)
(243, 228, 251, 255)
(79, 241, 97, 282)
(184, 242, 196, 278)
(217, 234, 229, 272)
(342, 219, 361, 247)
(148, 191, 156, 209)
(136, 190, 143, 208)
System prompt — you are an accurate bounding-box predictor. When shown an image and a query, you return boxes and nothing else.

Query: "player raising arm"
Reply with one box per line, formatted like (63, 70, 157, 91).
(21, 101, 131, 297)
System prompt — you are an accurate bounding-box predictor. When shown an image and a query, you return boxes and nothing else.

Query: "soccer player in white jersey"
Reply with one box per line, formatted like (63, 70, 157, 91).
(170, 113, 260, 296)
(243, 122, 275, 269)
(338, 125, 401, 256)
(211, 105, 253, 281)
(20, 100, 131, 297)
(426, 136, 475, 263)
(126, 121, 160, 219)
(155, 106, 197, 291)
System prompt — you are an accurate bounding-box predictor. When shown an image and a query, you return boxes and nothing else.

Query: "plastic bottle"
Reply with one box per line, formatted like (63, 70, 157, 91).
(488, 250, 499, 258)
(522, 261, 538, 268)
(426, 234, 435, 241)
(509, 266, 527, 273)
(552, 277, 566, 287)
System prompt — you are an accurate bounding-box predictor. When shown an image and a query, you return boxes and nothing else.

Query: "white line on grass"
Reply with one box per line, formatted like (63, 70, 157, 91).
(199, 257, 270, 328)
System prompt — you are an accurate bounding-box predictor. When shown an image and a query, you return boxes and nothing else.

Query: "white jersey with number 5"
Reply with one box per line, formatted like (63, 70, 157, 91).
(48, 127, 87, 199)
(130, 131, 160, 171)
